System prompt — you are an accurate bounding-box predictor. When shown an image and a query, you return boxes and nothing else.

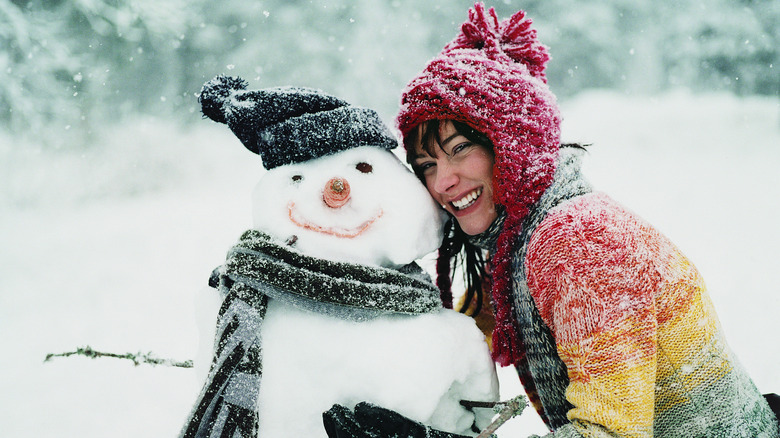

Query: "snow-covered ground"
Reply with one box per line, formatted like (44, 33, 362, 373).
(1, 90, 778, 437)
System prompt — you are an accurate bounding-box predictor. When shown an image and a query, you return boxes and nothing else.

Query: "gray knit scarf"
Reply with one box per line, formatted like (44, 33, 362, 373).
(179, 229, 442, 438)
(469, 147, 592, 429)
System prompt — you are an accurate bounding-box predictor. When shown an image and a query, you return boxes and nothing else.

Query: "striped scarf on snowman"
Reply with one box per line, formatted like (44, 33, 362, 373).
(179, 229, 442, 438)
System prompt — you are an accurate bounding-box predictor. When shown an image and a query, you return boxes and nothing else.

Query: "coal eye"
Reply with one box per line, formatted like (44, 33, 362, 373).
(356, 162, 373, 173)
(291, 175, 302, 182)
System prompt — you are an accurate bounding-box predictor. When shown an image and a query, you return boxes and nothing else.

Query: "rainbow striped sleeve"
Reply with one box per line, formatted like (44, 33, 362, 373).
(525, 192, 777, 437)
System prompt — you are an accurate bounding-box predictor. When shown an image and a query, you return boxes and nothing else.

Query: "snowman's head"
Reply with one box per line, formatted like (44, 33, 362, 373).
(252, 146, 444, 268)
(197, 75, 443, 266)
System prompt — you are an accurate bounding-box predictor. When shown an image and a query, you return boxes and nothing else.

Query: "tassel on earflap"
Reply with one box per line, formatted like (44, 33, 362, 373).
(486, 217, 524, 367)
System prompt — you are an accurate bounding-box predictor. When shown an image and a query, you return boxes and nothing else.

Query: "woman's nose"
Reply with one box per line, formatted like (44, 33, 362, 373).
(323, 177, 351, 208)
(432, 163, 458, 195)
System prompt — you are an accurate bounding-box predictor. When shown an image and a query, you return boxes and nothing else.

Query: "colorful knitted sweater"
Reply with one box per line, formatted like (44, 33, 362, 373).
(471, 148, 779, 437)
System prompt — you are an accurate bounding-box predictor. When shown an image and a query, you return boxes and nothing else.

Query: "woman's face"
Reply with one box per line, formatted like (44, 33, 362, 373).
(410, 121, 497, 236)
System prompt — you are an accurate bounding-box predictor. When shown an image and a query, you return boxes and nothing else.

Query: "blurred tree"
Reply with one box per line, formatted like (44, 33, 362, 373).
(1, 0, 80, 141)
(1, 0, 777, 149)
(661, 0, 778, 95)
(1, 0, 196, 146)
(526, 1, 631, 95)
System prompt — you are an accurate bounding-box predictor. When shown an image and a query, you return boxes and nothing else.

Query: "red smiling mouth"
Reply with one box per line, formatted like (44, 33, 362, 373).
(287, 202, 383, 238)
(450, 187, 483, 211)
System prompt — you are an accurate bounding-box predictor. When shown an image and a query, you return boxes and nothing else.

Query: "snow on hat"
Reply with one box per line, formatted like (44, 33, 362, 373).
(199, 75, 398, 169)
(396, 3, 561, 367)
(397, 3, 560, 216)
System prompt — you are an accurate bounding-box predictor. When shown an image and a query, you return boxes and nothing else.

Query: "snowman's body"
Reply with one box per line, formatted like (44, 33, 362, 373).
(198, 146, 498, 437)
(258, 299, 498, 437)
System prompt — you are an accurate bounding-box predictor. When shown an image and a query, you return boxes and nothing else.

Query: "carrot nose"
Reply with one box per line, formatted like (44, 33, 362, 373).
(323, 177, 350, 208)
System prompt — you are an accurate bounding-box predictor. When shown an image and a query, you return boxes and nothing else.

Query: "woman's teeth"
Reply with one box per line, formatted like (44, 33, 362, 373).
(451, 188, 482, 210)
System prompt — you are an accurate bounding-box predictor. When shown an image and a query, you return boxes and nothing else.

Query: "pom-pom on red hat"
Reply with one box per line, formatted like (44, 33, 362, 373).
(396, 3, 561, 367)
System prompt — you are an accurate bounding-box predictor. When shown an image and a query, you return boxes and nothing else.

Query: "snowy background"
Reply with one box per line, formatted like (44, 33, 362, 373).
(2, 0, 779, 437)
(2, 90, 778, 438)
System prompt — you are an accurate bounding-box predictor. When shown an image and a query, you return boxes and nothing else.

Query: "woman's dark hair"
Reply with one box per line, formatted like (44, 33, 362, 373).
(439, 217, 489, 316)
(405, 119, 588, 316)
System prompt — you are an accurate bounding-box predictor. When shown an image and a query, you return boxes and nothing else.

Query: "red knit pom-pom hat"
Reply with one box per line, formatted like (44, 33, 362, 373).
(396, 3, 561, 367)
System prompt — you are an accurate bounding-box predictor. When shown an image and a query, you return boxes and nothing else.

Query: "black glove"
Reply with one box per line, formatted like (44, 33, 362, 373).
(323, 402, 472, 438)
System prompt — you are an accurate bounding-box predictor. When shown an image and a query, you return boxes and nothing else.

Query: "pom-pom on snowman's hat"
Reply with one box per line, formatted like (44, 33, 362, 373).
(199, 75, 398, 169)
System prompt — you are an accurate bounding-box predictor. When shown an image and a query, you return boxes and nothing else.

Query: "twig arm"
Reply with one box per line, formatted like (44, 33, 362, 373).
(44, 345, 193, 368)
(461, 395, 528, 438)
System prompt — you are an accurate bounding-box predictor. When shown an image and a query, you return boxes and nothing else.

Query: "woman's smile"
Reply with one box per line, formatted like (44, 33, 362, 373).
(451, 187, 483, 211)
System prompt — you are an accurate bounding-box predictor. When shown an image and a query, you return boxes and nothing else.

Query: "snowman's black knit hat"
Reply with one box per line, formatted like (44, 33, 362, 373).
(198, 75, 398, 169)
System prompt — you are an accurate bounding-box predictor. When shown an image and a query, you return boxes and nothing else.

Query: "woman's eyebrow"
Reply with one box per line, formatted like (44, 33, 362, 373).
(439, 132, 460, 147)
(411, 152, 431, 161)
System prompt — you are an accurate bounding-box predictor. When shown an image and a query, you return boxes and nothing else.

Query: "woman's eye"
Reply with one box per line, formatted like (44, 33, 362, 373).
(291, 175, 303, 182)
(451, 142, 471, 155)
(417, 162, 435, 173)
(356, 162, 373, 173)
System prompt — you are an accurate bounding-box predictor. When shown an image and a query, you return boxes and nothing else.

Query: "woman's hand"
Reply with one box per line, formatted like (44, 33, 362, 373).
(322, 402, 471, 438)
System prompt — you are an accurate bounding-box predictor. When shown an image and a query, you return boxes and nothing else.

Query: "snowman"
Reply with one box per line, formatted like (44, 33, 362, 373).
(180, 76, 499, 438)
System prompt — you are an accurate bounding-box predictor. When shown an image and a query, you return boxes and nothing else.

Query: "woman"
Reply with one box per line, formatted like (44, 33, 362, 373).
(323, 3, 779, 438)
